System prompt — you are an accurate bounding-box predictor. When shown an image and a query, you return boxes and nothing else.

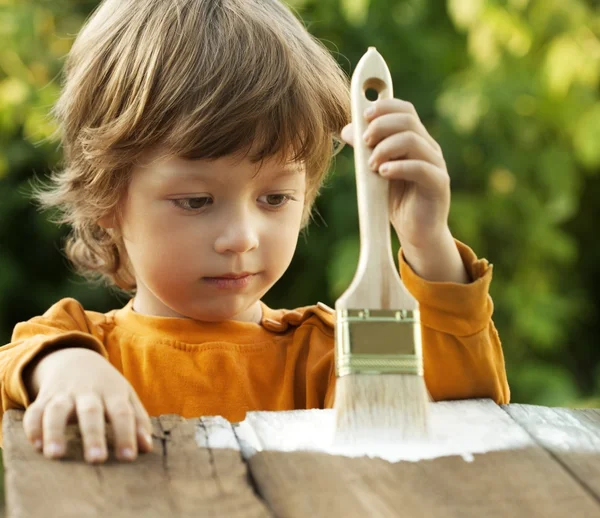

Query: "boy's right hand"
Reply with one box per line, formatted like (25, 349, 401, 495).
(22, 347, 153, 464)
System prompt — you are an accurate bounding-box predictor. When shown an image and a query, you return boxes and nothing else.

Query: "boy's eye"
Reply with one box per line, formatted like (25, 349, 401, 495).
(171, 197, 212, 211)
(260, 194, 292, 207)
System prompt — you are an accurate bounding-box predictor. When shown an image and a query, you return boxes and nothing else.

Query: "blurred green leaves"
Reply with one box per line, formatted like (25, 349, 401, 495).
(341, 0, 370, 25)
(573, 103, 600, 168)
(1, 0, 599, 408)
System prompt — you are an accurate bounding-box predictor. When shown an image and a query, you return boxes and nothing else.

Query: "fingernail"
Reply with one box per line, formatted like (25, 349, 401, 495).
(380, 163, 389, 174)
(365, 106, 375, 118)
(87, 447, 105, 461)
(363, 130, 371, 143)
(45, 442, 64, 457)
(33, 439, 43, 450)
(368, 156, 376, 168)
(120, 447, 135, 460)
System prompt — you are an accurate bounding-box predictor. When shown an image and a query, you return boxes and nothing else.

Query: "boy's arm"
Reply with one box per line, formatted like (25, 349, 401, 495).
(400, 228, 471, 285)
(399, 238, 510, 404)
(1, 298, 109, 411)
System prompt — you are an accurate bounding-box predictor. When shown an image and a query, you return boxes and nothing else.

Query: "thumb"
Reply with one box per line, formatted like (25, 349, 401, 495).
(340, 123, 354, 146)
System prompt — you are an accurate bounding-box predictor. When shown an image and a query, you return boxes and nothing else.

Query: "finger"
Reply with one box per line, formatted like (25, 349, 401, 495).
(340, 123, 353, 146)
(129, 392, 153, 453)
(23, 400, 46, 451)
(369, 132, 446, 171)
(104, 395, 137, 461)
(365, 98, 421, 122)
(378, 159, 450, 193)
(363, 113, 442, 156)
(75, 393, 107, 464)
(42, 394, 75, 459)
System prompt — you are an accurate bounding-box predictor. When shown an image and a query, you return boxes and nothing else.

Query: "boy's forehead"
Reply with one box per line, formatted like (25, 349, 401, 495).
(139, 148, 304, 181)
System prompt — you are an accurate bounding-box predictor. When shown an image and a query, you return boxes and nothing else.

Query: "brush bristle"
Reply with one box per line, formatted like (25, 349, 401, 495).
(333, 374, 431, 446)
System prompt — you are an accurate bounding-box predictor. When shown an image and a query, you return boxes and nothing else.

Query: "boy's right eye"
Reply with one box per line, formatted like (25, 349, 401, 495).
(171, 197, 213, 211)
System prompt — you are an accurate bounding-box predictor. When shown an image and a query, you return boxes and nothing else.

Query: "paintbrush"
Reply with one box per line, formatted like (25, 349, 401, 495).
(333, 47, 431, 445)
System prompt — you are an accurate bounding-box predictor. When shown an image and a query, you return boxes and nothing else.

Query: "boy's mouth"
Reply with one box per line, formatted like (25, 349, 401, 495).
(207, 272, 253, 280)
(202, 272, 256, 289)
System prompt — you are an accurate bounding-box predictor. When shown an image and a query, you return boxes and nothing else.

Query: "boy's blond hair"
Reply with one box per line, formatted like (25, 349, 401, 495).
(34, 0, 350, 292)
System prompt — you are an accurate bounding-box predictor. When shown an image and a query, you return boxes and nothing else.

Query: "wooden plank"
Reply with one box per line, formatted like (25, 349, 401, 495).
(248, 448, 600, 517)
(220, 400, 600, 518)
(2, 410, 271, 518)
(159, 414, 271, 517)
(503, 404, 600, 504)
(2, 409, 168, 517)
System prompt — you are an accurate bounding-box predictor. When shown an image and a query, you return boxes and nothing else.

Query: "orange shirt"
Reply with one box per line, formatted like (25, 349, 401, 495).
(0, 240, 509, 445)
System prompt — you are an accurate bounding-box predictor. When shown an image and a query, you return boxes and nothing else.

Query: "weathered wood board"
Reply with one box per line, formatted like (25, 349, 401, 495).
(3, 400, 600, 517)
(2, 411, 271, 518)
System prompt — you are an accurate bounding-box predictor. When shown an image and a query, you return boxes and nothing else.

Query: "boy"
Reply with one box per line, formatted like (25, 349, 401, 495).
(0, 0, 509, 465)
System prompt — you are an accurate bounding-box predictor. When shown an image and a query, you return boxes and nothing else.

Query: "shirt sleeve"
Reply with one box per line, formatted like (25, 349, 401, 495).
(0, 298, 109, 414)
(399, 239, 510, 404)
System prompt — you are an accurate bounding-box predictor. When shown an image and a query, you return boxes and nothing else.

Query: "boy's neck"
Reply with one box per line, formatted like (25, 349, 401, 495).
(131, 297, 263, 324)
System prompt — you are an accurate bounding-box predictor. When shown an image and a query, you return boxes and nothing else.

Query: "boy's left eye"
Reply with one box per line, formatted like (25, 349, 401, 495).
(259, 194, 293, 207)
(171, 197, 213, 211)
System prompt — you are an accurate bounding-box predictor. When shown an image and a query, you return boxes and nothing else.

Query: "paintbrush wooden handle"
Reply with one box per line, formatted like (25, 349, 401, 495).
(336, 48, 417, 311)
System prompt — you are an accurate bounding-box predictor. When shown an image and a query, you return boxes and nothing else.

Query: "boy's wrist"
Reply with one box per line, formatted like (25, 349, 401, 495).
(23, 347, 62, 401)
(401, 229, 470, 284)
(23, 347, 94, 401)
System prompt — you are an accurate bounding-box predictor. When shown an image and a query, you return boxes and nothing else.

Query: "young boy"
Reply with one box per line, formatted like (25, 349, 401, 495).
(0, 0, 509, 465)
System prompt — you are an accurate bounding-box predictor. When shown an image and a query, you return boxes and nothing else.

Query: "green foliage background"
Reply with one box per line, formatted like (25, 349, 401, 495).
(1, 0, 600, 410)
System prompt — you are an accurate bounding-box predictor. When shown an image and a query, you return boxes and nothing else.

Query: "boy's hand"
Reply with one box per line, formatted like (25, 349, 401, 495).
(340, 98, 450, 252)
(22, 347, 153, 464)
(341, 98, 470, 283)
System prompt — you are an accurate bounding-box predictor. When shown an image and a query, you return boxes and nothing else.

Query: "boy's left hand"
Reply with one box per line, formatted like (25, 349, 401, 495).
(340, 99, 450, 253)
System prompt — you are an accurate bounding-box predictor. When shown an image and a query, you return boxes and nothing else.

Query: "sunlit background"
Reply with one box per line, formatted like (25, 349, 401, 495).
(1, 0, 599, 413)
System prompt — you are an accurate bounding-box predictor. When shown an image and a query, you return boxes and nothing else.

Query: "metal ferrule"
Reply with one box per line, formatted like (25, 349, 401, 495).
(335, 309, 423, 377)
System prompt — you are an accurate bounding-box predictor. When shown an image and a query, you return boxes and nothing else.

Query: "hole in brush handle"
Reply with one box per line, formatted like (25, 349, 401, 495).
(364, 87, 379, 102)
(363, 77, 390, 102)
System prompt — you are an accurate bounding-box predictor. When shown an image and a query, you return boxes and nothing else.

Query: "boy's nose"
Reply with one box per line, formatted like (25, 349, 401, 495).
(213, 220, 259, 255)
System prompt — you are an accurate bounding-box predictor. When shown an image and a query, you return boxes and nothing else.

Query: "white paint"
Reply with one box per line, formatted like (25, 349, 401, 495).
(200, 399, 534, 463)
(195, 415, 239, 449)
(506, 405, 600, 453)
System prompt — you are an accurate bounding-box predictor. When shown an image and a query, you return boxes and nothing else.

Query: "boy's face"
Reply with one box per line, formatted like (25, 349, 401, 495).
(115, 147, 306, 322)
